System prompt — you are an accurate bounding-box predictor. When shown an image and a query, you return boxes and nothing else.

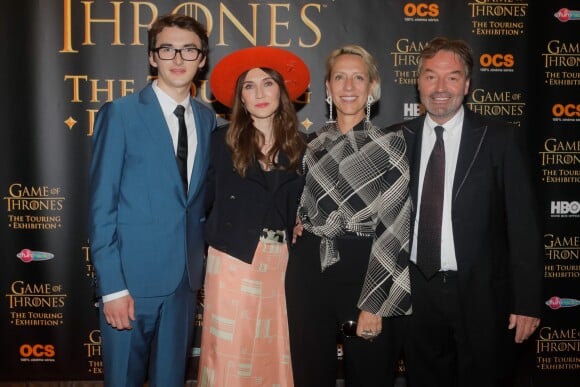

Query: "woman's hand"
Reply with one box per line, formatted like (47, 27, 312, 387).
(356, 310, 382, 340)
(292, 219, 304, 244)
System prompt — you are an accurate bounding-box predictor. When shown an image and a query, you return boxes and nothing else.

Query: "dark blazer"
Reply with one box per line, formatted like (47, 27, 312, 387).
(205, 126, 305, 263)
(397, 108, 543, 373)
(89, 83, 216, 297)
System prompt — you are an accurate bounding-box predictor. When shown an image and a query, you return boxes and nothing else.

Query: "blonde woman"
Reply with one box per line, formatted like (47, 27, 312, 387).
(286, 45, 412, 386)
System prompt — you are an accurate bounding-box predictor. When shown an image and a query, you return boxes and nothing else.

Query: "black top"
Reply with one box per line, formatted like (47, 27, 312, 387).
(262, 169, 286, 230)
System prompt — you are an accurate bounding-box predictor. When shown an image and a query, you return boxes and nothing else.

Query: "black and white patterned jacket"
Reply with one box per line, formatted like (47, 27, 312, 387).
(299, 120, 412, 316)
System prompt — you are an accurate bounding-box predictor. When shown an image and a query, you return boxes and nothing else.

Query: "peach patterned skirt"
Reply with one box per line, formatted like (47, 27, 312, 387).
(198, 231, 294, 387)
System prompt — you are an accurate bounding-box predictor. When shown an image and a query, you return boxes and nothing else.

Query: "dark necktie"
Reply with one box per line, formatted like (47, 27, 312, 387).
(173, 105, 188, 194)
(417, 125, 445, 279)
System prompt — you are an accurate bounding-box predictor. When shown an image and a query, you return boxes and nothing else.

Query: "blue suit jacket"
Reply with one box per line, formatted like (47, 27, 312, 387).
(89, 83, 216, 298)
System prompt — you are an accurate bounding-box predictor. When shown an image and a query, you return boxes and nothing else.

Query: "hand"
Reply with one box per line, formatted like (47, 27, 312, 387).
(508, 314, 540, 343)
(356, 310, 382, 340)
(103, 294, 135, 330)
(292, 219, 303, 245)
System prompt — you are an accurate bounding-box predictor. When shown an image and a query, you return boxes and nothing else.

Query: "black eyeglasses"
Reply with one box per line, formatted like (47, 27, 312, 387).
(153, 46, 203, 61)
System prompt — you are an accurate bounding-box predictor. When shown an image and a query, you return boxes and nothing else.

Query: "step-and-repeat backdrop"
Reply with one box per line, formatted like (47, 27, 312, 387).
(1, 1, 578, 385)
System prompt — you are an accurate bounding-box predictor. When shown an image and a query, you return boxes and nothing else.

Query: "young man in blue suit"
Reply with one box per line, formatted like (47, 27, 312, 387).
(89, 14, 216, 386)
(399, 37, 543, 387)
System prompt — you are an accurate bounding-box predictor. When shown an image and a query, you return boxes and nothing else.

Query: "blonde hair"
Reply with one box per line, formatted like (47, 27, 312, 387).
(325, 44, 381, 101)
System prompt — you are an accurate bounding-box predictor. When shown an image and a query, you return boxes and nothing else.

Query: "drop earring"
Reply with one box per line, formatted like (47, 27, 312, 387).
(365, 95, 374, 123)
(326, 95, 336, 123)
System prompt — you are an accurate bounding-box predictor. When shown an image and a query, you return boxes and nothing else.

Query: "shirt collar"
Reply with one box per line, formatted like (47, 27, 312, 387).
(152, 80, 191, 114)
(425, 106, 464, 136)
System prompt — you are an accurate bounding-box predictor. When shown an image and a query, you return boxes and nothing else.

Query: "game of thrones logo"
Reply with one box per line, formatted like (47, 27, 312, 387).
(60, 0, 324, 52)
(7, 281, 67, 327)
(466, 88, 524, 126)
(4, 184, 65, 230)
(391, 38, 429, 85)
(543, 40, 580, 87)
(540, 138, 580, 183)
(544, 233, 580, 278)
(84, 330, 103, 375)
(536, 327, 580, 371)
(469, 0, 527, 36)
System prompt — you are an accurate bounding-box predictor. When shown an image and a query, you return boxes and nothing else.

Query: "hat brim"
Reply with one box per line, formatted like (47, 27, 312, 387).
(210, 46, 310, 108)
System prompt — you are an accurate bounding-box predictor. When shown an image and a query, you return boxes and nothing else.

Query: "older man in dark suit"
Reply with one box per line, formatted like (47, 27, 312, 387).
(399, 37, 543, 387)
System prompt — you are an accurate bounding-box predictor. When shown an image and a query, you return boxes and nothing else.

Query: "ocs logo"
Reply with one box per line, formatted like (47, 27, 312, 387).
(479, 54, 514, 68)
(20, 344, 56, 358)
(551, 201, 580, 215)
(552, 104, 580, 118)
(403, 3, 439, 17)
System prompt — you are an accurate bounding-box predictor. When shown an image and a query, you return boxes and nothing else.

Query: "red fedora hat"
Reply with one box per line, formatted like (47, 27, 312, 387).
(210, 46, 310, 108)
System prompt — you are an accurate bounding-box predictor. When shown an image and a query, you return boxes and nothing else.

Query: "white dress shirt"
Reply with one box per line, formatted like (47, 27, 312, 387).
(411, 107, 464, 271)
(152, 80, 198, 185)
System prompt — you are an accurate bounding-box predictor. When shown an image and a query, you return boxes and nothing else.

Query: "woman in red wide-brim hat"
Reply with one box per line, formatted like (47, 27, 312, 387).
(198, 46, 309, 387)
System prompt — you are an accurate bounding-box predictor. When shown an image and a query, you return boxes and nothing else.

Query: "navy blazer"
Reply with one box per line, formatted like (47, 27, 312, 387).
(205, 126, 305, 263)
(89, 84, 216, 297)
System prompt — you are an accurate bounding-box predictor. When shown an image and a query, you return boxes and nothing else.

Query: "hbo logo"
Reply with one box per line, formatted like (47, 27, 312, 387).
(551, 201, 580, 214)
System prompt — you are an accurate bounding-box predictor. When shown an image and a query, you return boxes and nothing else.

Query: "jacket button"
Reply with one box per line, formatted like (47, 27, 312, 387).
(229, 195, 236, 200)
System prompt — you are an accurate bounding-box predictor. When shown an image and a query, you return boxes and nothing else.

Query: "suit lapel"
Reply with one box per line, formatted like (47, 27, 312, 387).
(187, 98, 210, 203)
(453, 109, 487, 201)
(401, 117, 424, 206)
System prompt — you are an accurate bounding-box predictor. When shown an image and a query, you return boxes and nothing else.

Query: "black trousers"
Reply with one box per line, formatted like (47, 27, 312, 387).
(286, 231, 405, 387)
(404, 264, 514, 387)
